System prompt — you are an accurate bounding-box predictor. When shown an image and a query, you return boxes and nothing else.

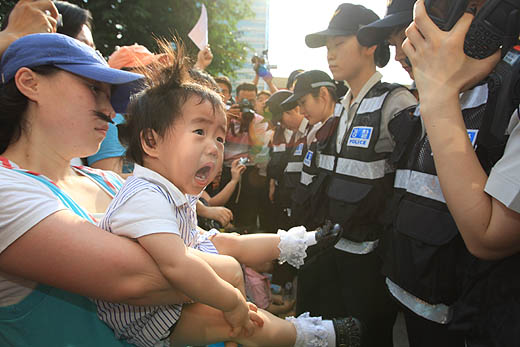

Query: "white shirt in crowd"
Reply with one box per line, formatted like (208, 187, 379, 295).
(485, 109, 520, 213)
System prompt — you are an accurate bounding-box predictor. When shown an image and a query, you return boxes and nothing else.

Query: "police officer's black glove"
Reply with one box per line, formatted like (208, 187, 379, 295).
(315, 220, 342, 244)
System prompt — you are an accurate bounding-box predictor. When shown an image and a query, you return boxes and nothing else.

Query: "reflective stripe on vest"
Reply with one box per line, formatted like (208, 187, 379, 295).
(460, 84, 488, 109)
(386, 278, 452, 324)
(334, 237, 379, 254)
(335, 157, 393, 180)
(394, 169, 446, 203)
(357, 91, 390, 114)
(285, 161, 304, 173)
(318, 154, 335, 171)
(300, 171, 314, 186)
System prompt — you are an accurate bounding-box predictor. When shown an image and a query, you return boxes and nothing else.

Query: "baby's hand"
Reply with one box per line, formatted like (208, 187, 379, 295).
(223, 289, 258, 338)
(247, 302, 264, 328)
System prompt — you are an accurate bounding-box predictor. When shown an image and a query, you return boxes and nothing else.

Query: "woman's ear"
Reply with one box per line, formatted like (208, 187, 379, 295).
(14, 68, 40, 102)
(320, 87, 332, 104)
(319, 86, 330, 102)
(365, 44, 377, 57)
(140, 129, 161, 158)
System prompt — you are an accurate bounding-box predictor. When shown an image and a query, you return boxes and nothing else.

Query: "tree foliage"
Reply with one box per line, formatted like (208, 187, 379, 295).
(0, 0, 253, 78)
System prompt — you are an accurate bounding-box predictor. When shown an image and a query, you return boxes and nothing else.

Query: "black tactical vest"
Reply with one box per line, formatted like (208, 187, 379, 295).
(316, 82, 401, 243)
(267, 125, 292, 183)
(383, 83, 492, 305)
(290, 116, 339, 229)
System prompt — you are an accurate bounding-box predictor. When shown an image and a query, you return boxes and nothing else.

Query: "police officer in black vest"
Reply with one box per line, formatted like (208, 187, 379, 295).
(357, 1, 465, 345)
(265, 90, 308, 230)
(299, 4, 418, 347)
(370, 1, 520, 346)
(263, 90, 307, 289)
(280, 70, 342, 231)
(357, 0, 520, 346)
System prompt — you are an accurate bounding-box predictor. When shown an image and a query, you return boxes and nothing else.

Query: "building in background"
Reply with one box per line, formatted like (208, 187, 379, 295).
(234, 0, 270, 90)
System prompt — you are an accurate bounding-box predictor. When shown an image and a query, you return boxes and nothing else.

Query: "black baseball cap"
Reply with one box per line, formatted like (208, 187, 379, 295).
(265, 90, 297, 124)
(281, 70, 336, 106)
(305, 3, 381, 48)
(357, 0, 416, 47)
(286, 69, 304, 90)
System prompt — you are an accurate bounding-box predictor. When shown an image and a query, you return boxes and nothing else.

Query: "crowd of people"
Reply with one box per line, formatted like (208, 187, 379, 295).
(0, 0, 519, 346)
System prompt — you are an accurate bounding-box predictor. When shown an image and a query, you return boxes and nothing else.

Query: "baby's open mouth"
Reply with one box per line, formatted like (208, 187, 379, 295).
(195, 165, 212, 182)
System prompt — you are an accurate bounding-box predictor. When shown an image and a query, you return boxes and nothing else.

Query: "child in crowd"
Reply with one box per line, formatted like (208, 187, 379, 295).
(198, 158, 245, 231)
(96, 39, 361, 347)
(202, 158, 246, 208)
(244, 261, 296, 316)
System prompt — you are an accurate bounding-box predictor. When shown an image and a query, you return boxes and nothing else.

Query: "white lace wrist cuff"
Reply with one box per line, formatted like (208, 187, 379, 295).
(277, 226, 308, 269)
(286, 312, 328, 347)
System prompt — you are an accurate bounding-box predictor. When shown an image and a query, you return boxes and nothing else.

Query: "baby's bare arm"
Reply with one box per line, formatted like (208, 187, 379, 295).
(138, 233, 257, 336)
(187, 248, 246, 296)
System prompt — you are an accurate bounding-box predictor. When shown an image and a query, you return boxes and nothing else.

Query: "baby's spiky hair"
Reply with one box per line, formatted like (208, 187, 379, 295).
(118, 37, 225, 166)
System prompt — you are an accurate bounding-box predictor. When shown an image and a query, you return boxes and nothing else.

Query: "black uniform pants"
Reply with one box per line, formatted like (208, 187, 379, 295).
(297, 246, 397, 347)
(222, 166, 272, 232)
(401, 305, 465, 347)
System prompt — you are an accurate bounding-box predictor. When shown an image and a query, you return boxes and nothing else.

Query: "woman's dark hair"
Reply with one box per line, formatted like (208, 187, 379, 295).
(389, 24, 409, 38)
(374, 42, 391, 68)
(310, 86, 337, 104)
(0, 66, 59, 154)
(54, 1, 93, 38)
(373, 24, 409, 68)
(287, 69, 304, 90)
(355, 32, 391, 69)
(117, 38, 225, 166)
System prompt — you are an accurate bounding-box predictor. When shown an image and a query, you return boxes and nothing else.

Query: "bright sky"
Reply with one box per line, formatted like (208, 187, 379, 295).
(268, 0, 413, 85)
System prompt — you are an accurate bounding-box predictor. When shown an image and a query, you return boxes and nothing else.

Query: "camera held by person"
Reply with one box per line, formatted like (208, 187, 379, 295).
(251, 50, 272, 79)
(425, 0, 520, 147)
(238, 98, 255, 132)
(425, 0, 520, 59)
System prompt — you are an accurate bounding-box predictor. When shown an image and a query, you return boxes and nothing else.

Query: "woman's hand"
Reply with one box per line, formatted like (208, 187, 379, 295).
(223, 289, 261, 337)
(194, 45, 213, 71)
(230, 158, 246, 183)
(4, 0, 59, 38)
(402, 0, 500, 104)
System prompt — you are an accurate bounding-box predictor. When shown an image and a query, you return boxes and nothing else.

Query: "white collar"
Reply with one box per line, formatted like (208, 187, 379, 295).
(341, 71, 383, 109)
(132, 164, 200, 208)
(298, 117, 309, 134)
